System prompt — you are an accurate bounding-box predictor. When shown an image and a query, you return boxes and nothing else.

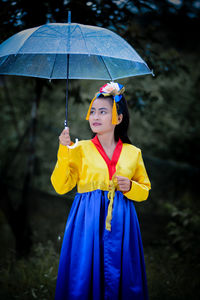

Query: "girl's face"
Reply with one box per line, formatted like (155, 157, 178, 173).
(89, 97, 116, 135)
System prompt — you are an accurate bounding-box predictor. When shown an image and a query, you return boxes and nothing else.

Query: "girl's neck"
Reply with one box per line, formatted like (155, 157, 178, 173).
(97, 132, 117, 149)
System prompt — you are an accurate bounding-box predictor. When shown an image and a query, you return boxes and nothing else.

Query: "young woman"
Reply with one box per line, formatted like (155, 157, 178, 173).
(51, 82, 151, 300)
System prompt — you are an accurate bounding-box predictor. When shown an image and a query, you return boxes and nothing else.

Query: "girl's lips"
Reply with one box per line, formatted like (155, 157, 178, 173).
(93, 122, 102, 126)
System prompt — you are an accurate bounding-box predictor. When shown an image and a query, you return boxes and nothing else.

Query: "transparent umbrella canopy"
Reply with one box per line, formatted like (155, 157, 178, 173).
(0, 12, 154, 147)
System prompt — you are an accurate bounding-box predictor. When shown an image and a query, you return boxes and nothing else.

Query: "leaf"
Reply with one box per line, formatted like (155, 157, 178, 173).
(31, 288, 37, 299)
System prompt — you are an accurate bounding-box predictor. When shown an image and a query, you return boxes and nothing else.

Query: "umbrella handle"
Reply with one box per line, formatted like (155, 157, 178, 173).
(67, 138, 79, 149)
(64, 125, 79, 149)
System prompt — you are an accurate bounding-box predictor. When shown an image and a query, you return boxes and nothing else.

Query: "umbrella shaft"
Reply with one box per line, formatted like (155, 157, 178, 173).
(65, 54, 69, 127)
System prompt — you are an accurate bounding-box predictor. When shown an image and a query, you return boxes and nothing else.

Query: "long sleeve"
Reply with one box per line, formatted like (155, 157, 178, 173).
(124, 149, 151, 202)
(51, 143, 81, 195)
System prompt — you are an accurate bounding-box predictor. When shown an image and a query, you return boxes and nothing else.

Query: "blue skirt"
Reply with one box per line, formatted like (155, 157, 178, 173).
(55, 190, 148, 300)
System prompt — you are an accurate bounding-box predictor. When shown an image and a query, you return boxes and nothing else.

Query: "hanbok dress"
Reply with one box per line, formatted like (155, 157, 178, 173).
(51, 135, 151, 300)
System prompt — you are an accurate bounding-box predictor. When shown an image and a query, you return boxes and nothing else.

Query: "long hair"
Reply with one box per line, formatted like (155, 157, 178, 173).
(114, 95, 132, 144)
(90, 95, 132, 144)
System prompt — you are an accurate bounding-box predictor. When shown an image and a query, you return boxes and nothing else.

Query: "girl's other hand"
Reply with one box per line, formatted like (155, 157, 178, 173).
(116, 176, 132, 193)
(59, 127, 71, 146)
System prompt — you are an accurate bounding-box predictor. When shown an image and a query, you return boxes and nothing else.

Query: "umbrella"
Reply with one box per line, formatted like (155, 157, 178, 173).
(0, 12, 154, 148)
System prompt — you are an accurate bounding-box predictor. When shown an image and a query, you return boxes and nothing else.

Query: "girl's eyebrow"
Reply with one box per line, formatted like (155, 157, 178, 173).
(99, 107, 108, 110)
(91, 107, 108, 111)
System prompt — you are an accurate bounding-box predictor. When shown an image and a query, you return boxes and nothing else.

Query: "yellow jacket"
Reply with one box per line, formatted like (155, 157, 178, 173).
(51, 139, 151, 231)
(51, 140, 151, 201)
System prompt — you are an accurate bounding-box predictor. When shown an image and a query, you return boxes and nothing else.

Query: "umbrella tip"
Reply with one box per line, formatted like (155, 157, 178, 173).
(68, 11, 71, 24)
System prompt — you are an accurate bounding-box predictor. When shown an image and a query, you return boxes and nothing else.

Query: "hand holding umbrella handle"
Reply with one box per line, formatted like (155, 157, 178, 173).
(66, 136, 79, 149)
(64, 122, 79, 149)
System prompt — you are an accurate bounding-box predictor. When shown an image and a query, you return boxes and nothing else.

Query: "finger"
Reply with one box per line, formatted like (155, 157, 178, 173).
(116, 176, 129, 182)
(61, 127, 69, 135)
(116, 176, 126, 180)
(59, 133, 70, 141)
(60, 137, 71, 144)
(118, 181, 128, 185)
(119, 185, 130, 191)
(117, 178, 128, 184)
(118, 184, 129, 190)
(116, 176, 124, 181)
(117, 179, 126, 184)
(118, 181, 126, 187)
(63, 129, 69, 136)
(118, 181, 130, 188)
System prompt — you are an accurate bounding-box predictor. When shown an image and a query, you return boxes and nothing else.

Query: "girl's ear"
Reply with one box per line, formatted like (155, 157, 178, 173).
(117, 114, 123, 125)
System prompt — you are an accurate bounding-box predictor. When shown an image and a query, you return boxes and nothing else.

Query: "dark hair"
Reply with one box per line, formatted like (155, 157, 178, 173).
(114, 95, 132, 144)
(91, 95, 132, 144)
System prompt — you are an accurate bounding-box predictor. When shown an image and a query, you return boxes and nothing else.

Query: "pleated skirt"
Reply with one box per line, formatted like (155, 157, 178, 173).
(55, 190, 148, 300)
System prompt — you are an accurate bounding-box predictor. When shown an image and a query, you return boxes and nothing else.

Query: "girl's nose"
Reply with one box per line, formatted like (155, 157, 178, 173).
(94, 112, 100, 119)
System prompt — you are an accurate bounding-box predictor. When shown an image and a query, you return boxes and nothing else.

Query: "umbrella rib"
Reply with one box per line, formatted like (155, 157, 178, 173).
(41, 26, 66, 38)
(99, 56, 113, 81)
(68, 24, 79, 37)
(0, 55, 10, 67)
(15, 26, 42, 56)
(77, 25, 90, 54)
(49, 53, 57, 79)
(43, 25, 77, 39)
(31, 27, 63, 38)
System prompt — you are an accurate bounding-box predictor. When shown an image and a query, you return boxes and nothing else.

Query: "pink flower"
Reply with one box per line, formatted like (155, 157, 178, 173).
(99, 84, 108, 93)
(99, 82, 120, 94)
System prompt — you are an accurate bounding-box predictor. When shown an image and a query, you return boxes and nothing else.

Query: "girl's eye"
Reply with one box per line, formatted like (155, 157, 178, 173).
(90, 110, 95, 114)
(101, 111, 106, 114)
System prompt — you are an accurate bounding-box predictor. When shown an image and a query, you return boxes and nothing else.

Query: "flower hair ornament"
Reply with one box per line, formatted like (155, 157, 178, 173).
(86, 82, 125, 125)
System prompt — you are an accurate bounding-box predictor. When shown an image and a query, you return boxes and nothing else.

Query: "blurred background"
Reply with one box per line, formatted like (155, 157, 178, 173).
(0, 0, 200, 299)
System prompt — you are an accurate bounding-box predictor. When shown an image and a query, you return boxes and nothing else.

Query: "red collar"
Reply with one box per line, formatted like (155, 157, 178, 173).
(91, 135, 123, 180)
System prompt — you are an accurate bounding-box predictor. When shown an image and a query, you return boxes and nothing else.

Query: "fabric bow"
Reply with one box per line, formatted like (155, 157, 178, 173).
(105, 172, 119, 231)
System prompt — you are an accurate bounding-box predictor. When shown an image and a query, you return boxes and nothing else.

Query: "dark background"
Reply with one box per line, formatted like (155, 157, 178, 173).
(0, 0, 200, 299)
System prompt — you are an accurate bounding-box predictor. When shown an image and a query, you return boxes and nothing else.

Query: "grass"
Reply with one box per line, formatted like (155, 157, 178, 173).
(0, 241, 59, 300)
(0, 190, 199, 299)
(145, 246, 200, 300)
(0, 240, 199, 300)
